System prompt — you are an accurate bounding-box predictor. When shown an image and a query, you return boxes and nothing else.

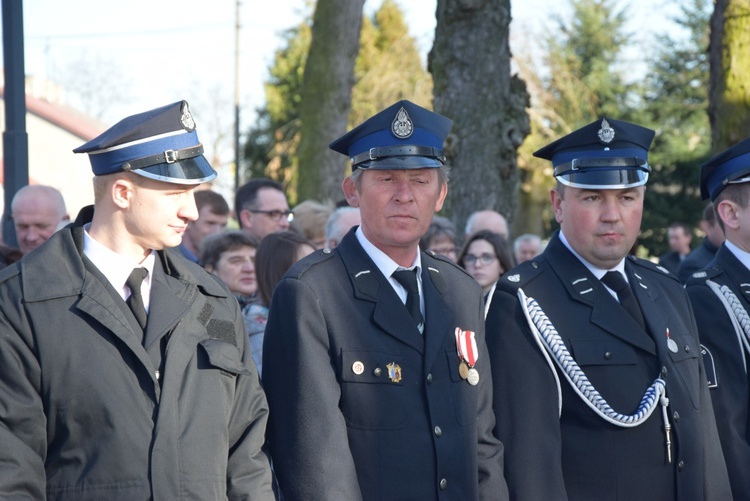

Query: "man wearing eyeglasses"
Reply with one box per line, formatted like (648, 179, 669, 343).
(235, 178, 293, 241)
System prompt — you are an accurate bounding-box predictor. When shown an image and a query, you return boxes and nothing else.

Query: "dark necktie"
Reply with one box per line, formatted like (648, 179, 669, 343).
(601, 271, 646, 330)
(392, 269, 424, 333)
(126, 267, 149, 331)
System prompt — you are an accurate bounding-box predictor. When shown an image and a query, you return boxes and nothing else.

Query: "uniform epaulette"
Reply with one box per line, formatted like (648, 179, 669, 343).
(627, 255, 680, 283)
(423, 249, 474, 280)
(684, 264, 722, 285)
(291, 247, 337, 279)
(498, 258, 545, 291)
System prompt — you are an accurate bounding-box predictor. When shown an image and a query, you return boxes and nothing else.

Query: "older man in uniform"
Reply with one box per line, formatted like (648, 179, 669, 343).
(0, 101, 273, 500)
(685, 137, 750, 500)
(262, 100, 507, 500)
(486, 117, 730, 500)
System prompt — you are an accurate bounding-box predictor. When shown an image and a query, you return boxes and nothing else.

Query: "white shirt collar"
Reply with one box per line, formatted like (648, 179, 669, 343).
(355, 226, 423, 306)
(725, 240, 750, 270)
(559, 230, 627, 298)
(82, 225, 156, 310)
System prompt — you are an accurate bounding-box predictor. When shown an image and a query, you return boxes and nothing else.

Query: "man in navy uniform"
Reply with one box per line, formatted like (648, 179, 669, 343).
(262, 100, 507, 500)
(0, 101, 274, 499)
(485, 117, 730, 500)
(685, 137, 750, 500)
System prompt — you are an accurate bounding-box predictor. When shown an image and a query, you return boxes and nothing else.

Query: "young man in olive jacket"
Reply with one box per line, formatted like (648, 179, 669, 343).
(0, 101, 274, 500)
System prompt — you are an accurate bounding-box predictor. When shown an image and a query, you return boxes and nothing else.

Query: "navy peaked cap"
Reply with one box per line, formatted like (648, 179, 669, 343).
(534, 117, 654, 189)
(74, 100, 216, 185)
(700, 137, 750, 201)
(329, 100, 452, 171)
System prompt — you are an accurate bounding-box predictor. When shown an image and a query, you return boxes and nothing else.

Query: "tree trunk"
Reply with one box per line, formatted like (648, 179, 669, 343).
(429, 0, 529, 237)
(297, 0, 365, 203)
(709, 0, 750, 152)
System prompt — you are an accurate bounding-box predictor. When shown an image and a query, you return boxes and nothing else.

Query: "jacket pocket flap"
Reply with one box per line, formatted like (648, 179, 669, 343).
(199, 338, 251, 375)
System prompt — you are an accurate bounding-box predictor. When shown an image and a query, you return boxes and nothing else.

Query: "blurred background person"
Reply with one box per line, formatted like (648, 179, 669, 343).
(420, 214, 457, 262)
(245, 231, 316, 377)
(513, 233, 543, 264)
(658, 221, 692, 275)
(290, 200, 332, 249)
(200, 230, 259, 310)
(10, 184, 70, 255)
(678, 202, 725, 282)
(458, 229, 514, 298)
(325, 206, 361, 249)
(464, 209, 509, 241)
(235, 178, 292, 242)
(178, 190, 230, 263)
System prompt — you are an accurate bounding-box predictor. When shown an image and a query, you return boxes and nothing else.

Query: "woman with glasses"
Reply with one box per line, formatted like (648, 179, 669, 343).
(458, 229, 515, 297)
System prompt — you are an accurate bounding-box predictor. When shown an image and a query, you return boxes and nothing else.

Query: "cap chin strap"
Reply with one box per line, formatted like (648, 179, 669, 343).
(349, 145, 445, 168)
(122, 144, 204, 171)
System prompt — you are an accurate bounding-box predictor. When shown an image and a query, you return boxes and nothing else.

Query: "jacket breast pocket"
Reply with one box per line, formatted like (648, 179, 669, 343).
(339, 349, 408, 430)
(668, 338, 701, 410)
(199, 338, 251, 377)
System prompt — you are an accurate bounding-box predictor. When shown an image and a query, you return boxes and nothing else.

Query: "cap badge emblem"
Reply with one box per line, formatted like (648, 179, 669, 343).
(391, 107, 414, 139)
(180, 102, 196, 132)
(597, 118, 615, 144)
(507, 274, 520, 282)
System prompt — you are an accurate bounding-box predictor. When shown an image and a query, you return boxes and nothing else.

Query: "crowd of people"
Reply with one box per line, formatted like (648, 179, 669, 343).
(1, 98, 748, 501)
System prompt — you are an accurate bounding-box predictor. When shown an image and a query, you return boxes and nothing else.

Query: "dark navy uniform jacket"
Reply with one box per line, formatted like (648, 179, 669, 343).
(262, 228, 506, 501)
(686, 244, 750, 500)
(486, 232, 730, 500)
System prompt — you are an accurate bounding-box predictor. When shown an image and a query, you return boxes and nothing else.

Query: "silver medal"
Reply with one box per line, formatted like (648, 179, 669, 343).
(467, 367, 479, 386)
(667, 338, 678, 353)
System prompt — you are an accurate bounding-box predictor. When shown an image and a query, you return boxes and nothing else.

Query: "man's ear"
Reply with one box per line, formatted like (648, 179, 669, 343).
(112, 178, 134, 210)
(716, 200, 740, 230)
(342, 176, 360, 208)
(239, 209, 253, 229)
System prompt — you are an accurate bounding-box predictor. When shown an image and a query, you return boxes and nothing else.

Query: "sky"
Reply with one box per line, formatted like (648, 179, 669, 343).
(10, 0, 684, 168)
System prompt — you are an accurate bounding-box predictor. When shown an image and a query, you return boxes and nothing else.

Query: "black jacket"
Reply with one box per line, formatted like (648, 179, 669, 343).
(686, 244, 750, 500)
(263, 228, 507, 501)
(486, 232, 730, 500)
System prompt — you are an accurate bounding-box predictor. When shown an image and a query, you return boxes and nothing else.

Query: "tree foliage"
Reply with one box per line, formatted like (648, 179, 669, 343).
(639, 0, 712, 256)
(515, 0, 633, 237)
(243, 0, 432, 204)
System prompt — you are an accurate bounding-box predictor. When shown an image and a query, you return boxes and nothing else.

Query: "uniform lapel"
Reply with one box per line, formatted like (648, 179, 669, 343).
(626, 262, 667, 360)
(338, 231, 424, 354)
(143, 259, 191, 350)
(76, 256, 156, 374)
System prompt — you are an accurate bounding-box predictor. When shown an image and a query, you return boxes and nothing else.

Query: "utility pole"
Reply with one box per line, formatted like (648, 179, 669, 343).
(233, 0, 242, 192)
(2, 0, 29, 247)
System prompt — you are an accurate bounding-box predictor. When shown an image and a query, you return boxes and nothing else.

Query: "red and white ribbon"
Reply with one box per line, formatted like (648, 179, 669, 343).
(454, 327, 478, 367)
